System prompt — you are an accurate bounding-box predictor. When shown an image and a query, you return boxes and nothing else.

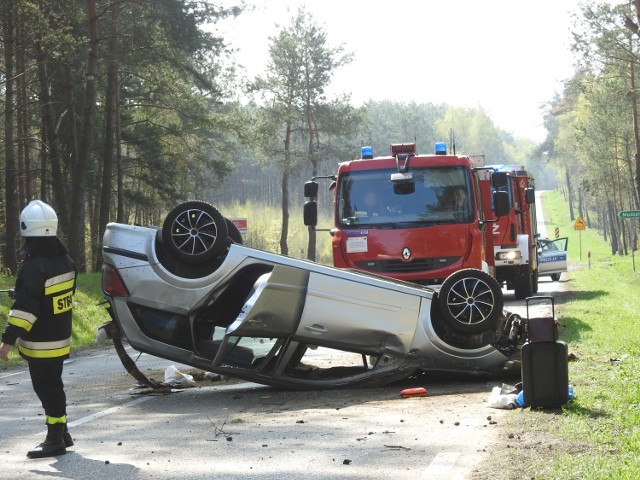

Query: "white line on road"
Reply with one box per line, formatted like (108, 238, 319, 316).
(0, 370, 27, 379)
(423, 451, 461, 477)
(36, 395, 155, 436)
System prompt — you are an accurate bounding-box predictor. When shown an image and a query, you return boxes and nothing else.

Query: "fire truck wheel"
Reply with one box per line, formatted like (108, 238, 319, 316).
(514, 267, 534, 300)
(162, 201, 228, 265)
(438, 269, 503, 334)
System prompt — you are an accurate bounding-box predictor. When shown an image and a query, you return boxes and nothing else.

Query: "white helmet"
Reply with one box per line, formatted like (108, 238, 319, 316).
(19, 200, 58, 237)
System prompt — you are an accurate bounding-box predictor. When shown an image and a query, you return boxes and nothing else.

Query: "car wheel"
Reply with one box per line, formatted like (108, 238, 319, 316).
(551, 273, 561, 282)
(162, 201, 228, 265)
(438, 269, 503, 334)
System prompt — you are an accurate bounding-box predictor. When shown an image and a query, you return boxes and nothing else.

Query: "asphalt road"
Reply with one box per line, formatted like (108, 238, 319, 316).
(0, 196, 564, 479)
(0, 280, 562, 480)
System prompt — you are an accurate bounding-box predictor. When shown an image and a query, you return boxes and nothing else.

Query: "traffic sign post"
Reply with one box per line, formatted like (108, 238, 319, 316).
(617, 211, 638, 271)
(574, 216, 586, 261)
(618, 210, 640, 219)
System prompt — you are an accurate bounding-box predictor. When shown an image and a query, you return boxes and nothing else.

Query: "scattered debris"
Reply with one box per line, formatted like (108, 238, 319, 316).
(400, 387, 427, 398)
(384, 445, 411, 451)
(164, 365, 196, 388)
(206, 415, 233, 441)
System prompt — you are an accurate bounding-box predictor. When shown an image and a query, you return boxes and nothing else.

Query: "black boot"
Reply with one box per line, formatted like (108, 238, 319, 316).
(64, 423, 74, 448)
(27, 424, 66, 459)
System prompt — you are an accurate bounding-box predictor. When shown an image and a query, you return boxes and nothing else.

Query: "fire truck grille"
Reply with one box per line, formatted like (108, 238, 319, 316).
(354, 257, 460, 274)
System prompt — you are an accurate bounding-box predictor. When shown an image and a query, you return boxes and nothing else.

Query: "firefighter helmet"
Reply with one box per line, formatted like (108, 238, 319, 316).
(19, 200, 58, 237)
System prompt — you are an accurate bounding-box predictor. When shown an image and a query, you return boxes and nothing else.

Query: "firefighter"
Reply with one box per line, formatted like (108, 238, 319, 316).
(0, 200, 77, 458)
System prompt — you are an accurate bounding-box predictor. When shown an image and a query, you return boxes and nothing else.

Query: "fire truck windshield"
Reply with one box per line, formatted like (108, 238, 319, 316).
(337, 166, 473, 227)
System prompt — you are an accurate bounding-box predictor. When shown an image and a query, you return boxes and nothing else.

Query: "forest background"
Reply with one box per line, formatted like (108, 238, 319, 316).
(1, 0, 639, 273)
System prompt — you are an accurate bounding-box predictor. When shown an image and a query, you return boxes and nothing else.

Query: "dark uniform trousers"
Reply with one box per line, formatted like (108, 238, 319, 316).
(29, 360, 67, 422)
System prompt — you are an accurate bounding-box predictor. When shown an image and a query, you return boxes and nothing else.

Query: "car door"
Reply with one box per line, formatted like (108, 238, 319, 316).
(538, 237, 568, 275)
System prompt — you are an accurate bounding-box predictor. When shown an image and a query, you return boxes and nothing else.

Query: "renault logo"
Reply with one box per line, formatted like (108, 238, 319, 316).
(402, 247, 412, 260)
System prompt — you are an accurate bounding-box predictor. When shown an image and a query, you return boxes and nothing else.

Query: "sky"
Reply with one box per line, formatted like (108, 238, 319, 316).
(216, 0, 589, 142)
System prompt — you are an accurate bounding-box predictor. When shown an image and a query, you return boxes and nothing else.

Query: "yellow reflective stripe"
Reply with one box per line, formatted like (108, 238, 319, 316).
(8, 316, 34, 332)
(18, 344, 71, 359)
(45, 278, 75, 296)
(7, 309, 37, 331)
(46, 415, 67, 425)
(17, 338, 71, 359)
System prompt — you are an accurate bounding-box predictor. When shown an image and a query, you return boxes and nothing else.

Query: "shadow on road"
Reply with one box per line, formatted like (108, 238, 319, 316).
(30, 452, 140, 479)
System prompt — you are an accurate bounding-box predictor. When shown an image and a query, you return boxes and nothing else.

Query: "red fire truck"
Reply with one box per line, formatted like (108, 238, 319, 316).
(304, 142, 522, 337)
(479, 164, 538, 299)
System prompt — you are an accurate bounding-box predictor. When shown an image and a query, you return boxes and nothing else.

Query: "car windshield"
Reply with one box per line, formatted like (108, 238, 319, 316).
(337, 166, 473, 227)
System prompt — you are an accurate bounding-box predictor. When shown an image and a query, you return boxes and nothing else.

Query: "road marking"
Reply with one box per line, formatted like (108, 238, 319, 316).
(0, 370, 27, 379)
(423, 451, 460, 476)
(36, 395, 155, 436)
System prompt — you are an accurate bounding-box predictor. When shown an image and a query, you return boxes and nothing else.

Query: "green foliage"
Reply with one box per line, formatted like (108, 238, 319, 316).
(217, 200, 333, 264)
(541, 1, 640, 255)
(0, 272, 109, 364)
(502, 190, 640, 479)
(0, 0, 248, 272)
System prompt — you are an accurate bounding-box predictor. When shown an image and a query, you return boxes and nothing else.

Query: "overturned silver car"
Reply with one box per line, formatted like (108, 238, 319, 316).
(100, 201, 524, 389)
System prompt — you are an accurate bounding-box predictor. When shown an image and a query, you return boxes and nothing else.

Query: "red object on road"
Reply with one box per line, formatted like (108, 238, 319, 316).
(400, 387, 427, 398)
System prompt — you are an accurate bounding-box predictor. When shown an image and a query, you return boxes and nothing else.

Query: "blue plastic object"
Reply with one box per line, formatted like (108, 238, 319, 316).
(568, 385, 574, 402)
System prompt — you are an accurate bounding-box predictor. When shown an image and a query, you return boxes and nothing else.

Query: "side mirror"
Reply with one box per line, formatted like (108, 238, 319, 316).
(524, 187, 535, 205)
(491, 171, 508, 189)
(493, 191, 510, 217)
(304, 181, 319, 198)
(303, 200, 318, 227)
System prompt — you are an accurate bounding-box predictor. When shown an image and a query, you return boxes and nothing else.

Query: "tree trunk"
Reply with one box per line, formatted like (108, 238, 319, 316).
(116, 66, 124, 223)
(305, 104, 318, 261)
(630, 51, 640, 205)
(36, 43, 68, 229)
(16, 21, 31, 206)
(3, 5, 18, 273)
(608, 200, 619, 255)
(565, 165, 575, 221)
(97, 5, 119, 270)
(280, 123, 292, 256)
(69, 0, 99, 271)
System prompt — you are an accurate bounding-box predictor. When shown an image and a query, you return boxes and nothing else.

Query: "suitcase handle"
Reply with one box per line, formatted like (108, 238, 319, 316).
(525, 295, 555, 319)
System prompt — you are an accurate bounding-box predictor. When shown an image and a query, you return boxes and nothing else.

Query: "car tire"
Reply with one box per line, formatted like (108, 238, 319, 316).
(162, 201, 228, 265)
(438, 269, 503, 334)
(551, 273, 561, 282)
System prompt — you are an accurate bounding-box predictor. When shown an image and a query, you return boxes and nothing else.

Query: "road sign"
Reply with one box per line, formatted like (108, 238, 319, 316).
(574, 215, 586, 230)
(618, 210, 640, 219)
(229, 218, 248, 234)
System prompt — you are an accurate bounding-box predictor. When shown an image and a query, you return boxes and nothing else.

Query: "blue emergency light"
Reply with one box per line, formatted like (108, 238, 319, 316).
(361, 146, 373, 159)
(434, 142, 447, 155)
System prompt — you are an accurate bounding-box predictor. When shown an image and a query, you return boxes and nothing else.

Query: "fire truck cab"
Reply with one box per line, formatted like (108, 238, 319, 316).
(304, 143, 514, 336)
(305, 143, 512, 281)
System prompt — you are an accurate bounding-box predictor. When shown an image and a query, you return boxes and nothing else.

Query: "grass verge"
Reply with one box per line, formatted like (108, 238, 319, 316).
(0, 272, 109, 366)
(475, 190, 640, 479)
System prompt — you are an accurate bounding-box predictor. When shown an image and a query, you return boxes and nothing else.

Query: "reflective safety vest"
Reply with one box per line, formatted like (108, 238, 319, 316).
(2, 254, 76, 361)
